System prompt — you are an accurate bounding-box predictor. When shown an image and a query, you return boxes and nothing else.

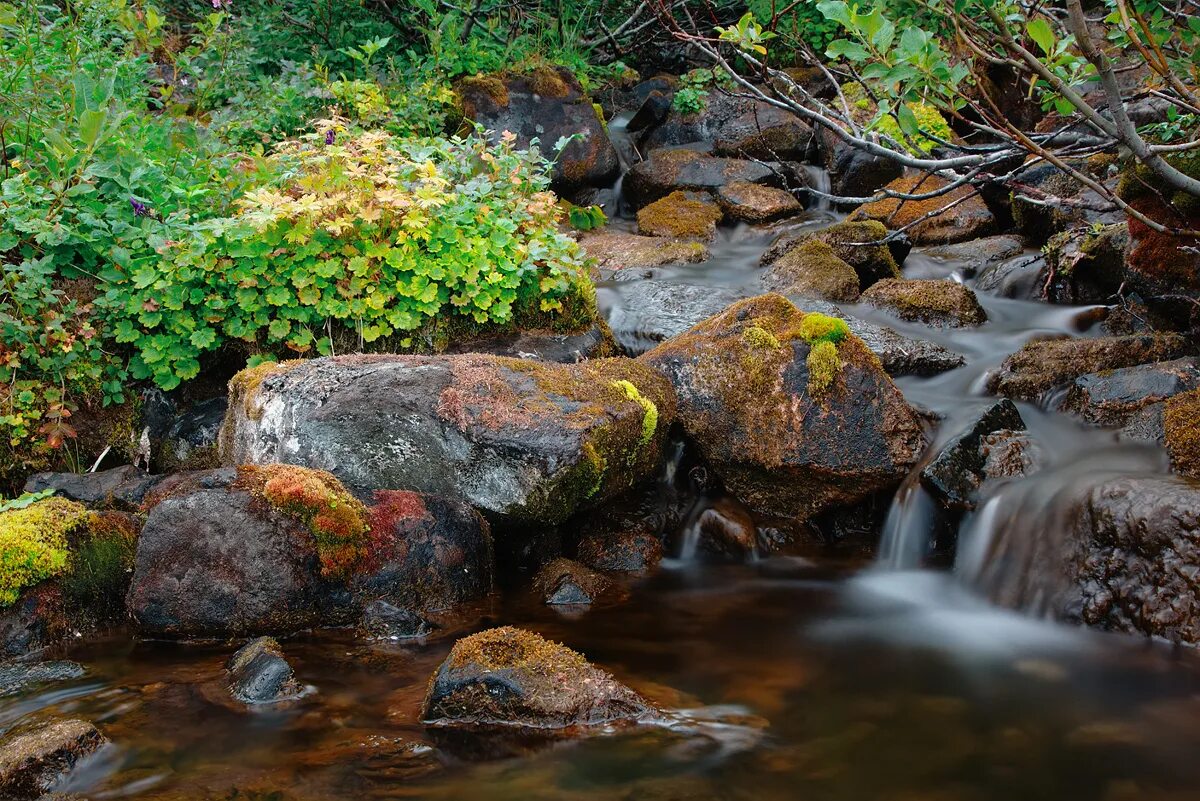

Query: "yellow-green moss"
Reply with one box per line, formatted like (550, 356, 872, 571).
(798, 313, 850, 345)
(1165, 389, 1200, 479)
(766, 239, 861, 301)
(611, 380, 658, 449)
(742, 325, 781, 350)
(636, 191, 723, 240)
(228, 360, 303, 420)
(0, 498, 89, 607)
(528, 65, 571, 98)
(806, 340, 841, 396)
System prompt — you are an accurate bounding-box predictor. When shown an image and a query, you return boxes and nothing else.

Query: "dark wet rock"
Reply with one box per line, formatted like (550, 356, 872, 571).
(1122, 197, 1200, 330)
(457, 69, 618, 192)
(851, 175, 997, 245)
(987, 335, 1195, 402)
(578, 231, 708, 275)
(641, 92, 813, 161)
(0, 719, 106, 799)
(0, 661, 85, 698)
(627, 89, 672, 132)
(220, 354, 676, 526)
(227, 637, 305, 705)
(1010, 162, 1124, 244)
(356, 490, 494, 611)
(575, 528, 664, 573)
(761, 239, 860, 302)
(776, 66, 838, 100)
(602, 281, 747, 354)
(1043, 224, 1128, 305)
(1059, 357, 1200, 427)
(127, 468, 332, 637)
(975, 253, 1051, 300)
(23, 465, 160, 511)
(979, 430, 1044, 486)
(689, 496, 758, 556)
(921, 235, 1026, 277)
(0, 588, 60, 660)
(625, 148, 774, 206)
(861, 278, 987, 327)
(157, 396, 227, 471)
(446, 325, 617, 363)
(641, 294, 926, 522)
(533, 558, 610, 605)
(422, 626, 651, 729)
(361, 600, 437, 640)
(763, 219, 900, 289)
(716, 181, 802, 223)
(920, 399, 1026, 510)
(636, 190, 724, 240)
(817, 128, 904, 201)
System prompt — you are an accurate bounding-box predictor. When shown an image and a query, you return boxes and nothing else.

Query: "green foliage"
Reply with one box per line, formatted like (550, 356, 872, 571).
(671, 68, 731, 115)
(0, 490, 56, 514)
(567, 204, 608, 231)
(0, 497, 89, 607)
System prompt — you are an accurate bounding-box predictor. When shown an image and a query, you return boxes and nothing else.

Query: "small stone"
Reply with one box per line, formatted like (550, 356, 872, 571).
(0, 719, 106, 799)
(716, 181, 802, 223)
(361, 600, 437, 640)
(920, 399, 1026, 509)
(227, 637, 305, 705)
(578, 230, 708, 273)
(533, 558, 610, 605)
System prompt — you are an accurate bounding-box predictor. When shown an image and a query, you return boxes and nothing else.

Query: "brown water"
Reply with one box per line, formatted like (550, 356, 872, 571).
(9, 148, 1200, 799)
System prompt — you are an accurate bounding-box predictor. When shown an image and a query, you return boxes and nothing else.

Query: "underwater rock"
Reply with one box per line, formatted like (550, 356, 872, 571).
(360, 600, 437, 640)
(422, 626, 651, 729)
(0, 718, 105, 799)
(920, 399, 1027, 510)
(0, 661, 84, 698)
(1059, 357, 1200, 427)
(625, 148, 774, 206)
(641, 294, 926, 522)
(227, 636, 305, 705)
(23, 465, 160, 511)
(636, 190, 724, 240)
(851, 175, 996, 245)
(220, 354, 676, 526)
(860, 278, 987, 327)
(533, 558, 610, 605)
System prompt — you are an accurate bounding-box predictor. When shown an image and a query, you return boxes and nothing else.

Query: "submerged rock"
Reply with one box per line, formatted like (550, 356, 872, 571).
(0, 718, 106, 799)
(860, 279, 987, 327)
(533, 558, 610, 605)
(851, 175, 996, 245)
(220, 354, 675, 526)
(0, 661, 85, 698)
(920, 399, 1026, 510)
(987, 335, 1195, 401)
(641, 294, 926, 522)
(761, 239, 861, 302)
(227, 637, 305, 705)
(360, 600, 437, 640)
(625, 148, 774, 206)
(578, 231, 708, 275)
(422, 626, 650, 729)
(575, 528, 664, 573)
(23, 465, 160, 511)
(636, 190, 724, 240)
(1060, 357, 1200, 427)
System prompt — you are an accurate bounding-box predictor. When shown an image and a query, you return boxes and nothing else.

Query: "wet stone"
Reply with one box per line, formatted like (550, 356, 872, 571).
(227, 637, 306, 705)
(361, 600, 437, 640)
(533, 558, 610, 606)
(920, 399, 1027, 510)
(0, 661, 85, 698)
(0, 719, 106, 800)
(1059, 357, 1200, 428)
(23, 465, 160, 511)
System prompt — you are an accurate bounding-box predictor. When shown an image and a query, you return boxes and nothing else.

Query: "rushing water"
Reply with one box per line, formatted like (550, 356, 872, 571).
(7, 178, 1200, 800)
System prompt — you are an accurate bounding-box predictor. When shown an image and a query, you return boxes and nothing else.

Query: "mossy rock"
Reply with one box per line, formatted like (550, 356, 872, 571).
(851, 174, 996, 245)
(636, 190, 724, 240)
(762, 220, 901, 290)
(578, 230, 709, 275)
(1043, 223, 1128, 305)
(760, 239, 861, 302)
(1165, 388, 1200, 478)
(860, 278, 987, 327)
(625, 148, 775, 206)
(716, 181, 802, 223)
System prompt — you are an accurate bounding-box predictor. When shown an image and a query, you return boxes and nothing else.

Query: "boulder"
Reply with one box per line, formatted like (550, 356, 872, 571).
(1060, 358, 1200, 427)
(625, 148, 774, 206)
(975, 254, 1050, 300)
(0, 718, 105, 799)
(1043, 224, 1128, 305)
(533, 558, 610, 605)
(23, 465, 160, 511)
(920, 399, 1026, 510)
(445, 325, 616, 363)
(860, 279, 987, 327)
(1122, 196, 1200, 329)
(219, 354, 676, 526)
(360, 600, 436, 640)
(578, 231, 708, 275)
(851, 175, 996, 245)
(640, 294, 926, 521)
(422, 626, 651, 729)
(760, 239, 861, 302)
(641, 92, 813, 160)
(987, 335, 1195, 401)
(457, 69, 619, 192)
(636, 190, 724, 240)
(575, 528, 664, 573)
(818, 128, 904, 201)
(716, 181, 802, 223)
(227, 637, 305, 705)
(762, 219, 900, 289)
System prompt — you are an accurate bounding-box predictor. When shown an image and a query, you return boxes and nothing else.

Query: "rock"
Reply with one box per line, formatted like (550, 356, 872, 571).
(360, 600, 436, 640)
(641, 294, 926, 521)
(689, 496, 758, 556)
(641, 92, 813, 161)
(1043, 224, 1128, 305)
(636, 191, 724, 240)
(219, 354, 675, 526)
(921, 235, 1026, 276)
(987, 335, 1195, 401)
(0, 588, 61, 660)
(446, 325, 617, 364)
(227, 637, 305, 705)
(0, 661, 85, 698)
(127, 468, 335, 637)
(860, 278, 987, 327)
(1122, 196, 1200, 329)
(975, 254, 1050, 300)
(575, 528, 664, 573)
(602, 281, 747, 354)
(1060, 358, 1200, 427)
(533, 558, 610, 605)
(625, 148, 774, 206)
(457, 69, 619, 192)
(763, 219, 900, 289)
(0, 719, 105, 799)
(1010, 162, 1124, 244)
(920, 399, 1026, 510)
(422, 626, 651, 728)
(1166, 389, 1200, 478)
(979, 429, 1044, 485)
(716, 181, 802, 223)
(157, 396, 227, 471)
(761, 239, 861, 302)
(23, 465, 160, 511)
(356, 490, 494, 611)
(578, 231, 708, 274)
(851, 175, 996, 245)
(818, 128, 904, 201)
(626, 90, 672, 132)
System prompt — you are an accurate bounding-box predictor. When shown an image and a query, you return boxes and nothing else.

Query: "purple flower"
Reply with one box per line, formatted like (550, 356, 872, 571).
(212, 0, 229, 8)
(129, 198, 150, 217)
(324, 129, 336, 146)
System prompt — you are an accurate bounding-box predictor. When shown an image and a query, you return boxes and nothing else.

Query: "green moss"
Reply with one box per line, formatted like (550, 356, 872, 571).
(610, 379, 658, 449)
(798, 313, 850, 345)
(806, 340, 841, 396)
(458, 74, 510, 107)
(0, 498, 89, 607)
(742, 325, 781, 350)
(447, 625, 590, 672)
(527, 65, 571, 98)
(1165, 389, 1200, 479)
(861, 278, 987, 327)
(766, 239, 861, 301)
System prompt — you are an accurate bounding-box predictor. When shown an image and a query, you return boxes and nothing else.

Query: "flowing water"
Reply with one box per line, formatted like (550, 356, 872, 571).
(7, 180, 1200, 800)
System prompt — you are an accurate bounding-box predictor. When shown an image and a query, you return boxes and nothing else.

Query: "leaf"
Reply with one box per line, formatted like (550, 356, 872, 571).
(78, 108, 108, 150)
(896, 104, 920, 137)
(1027, 17, 1055, 56)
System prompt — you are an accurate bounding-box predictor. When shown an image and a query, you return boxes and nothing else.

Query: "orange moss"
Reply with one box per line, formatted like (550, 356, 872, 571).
(447, 625, 590, 672)
(1165, 389, 1200, 479)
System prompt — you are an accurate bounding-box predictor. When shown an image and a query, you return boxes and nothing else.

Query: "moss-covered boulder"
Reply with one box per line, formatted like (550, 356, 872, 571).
(625, 148, 774, 206)
(636, 190, 724, 240)
(851, 175, 996, 245)
(641, 92, 813, 161)
(640, 294, 926, 522)
(220, 354, 675, 526)
(861, 278, 987, 327)
(422, 626, 651, 729)
(1043, 223, 1128, 305)
(1121, 196, 1200, 328)
(0, 718, 106, 799)
(457, 68, 619, 193)
(760, 239, 861, 302)
(762, 220, 902, 289)
(1166, 389, 1200, 478)
(716, 181, 802, 223)
(987, 335, 1195, 401)
(578, 230, 708, 275)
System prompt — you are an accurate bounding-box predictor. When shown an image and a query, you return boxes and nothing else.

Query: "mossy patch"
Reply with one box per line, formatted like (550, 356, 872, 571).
(861, 278, 987, 327)
(60, 511, 138, 618)
(610, 380, 658, 450)
(457, 74, 510, 109)
(743, 325, 781, 350)
(636, 191, 723, 240)
(0, 498, 89, 607)
(762, 239, 861, 301)
(447, 625, 590, 672)
(1165, 389, 1200, 479)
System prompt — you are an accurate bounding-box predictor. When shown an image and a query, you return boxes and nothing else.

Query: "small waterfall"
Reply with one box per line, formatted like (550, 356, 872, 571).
(596, 111, 638, 219)
(801, 164, 833, 212)
(876, 480, 937, 569)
